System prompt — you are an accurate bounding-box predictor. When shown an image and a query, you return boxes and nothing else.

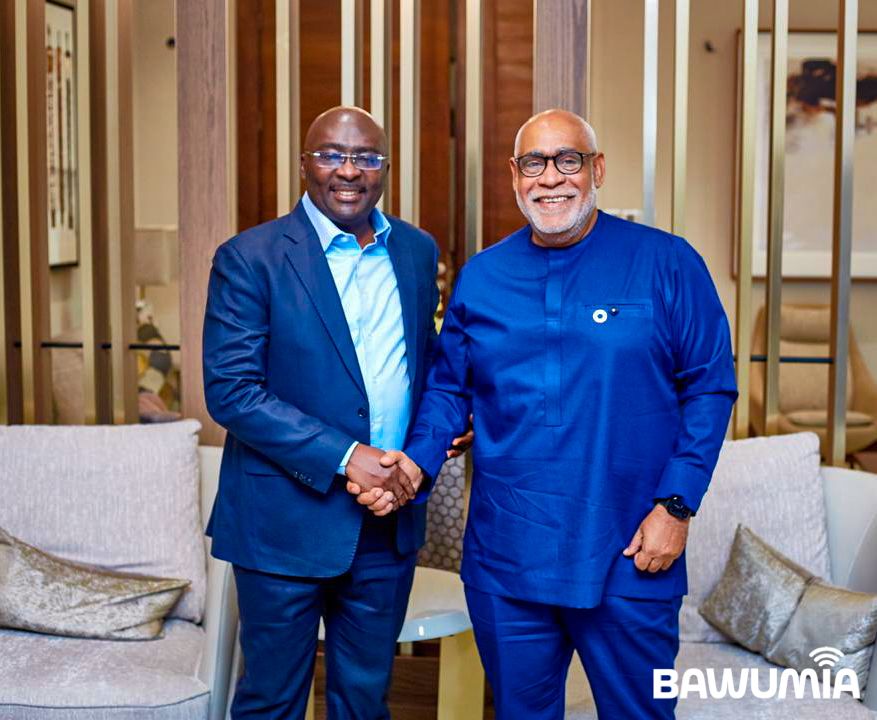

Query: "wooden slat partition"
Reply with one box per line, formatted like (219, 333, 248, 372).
(177, 0, 233, 446)
(532, 0, 589, 116)
(16, 0, 52, 423)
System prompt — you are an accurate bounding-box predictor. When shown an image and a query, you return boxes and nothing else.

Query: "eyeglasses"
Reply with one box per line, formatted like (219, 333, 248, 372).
(513, 151, 597, 178)
(305, 150, 388, 171)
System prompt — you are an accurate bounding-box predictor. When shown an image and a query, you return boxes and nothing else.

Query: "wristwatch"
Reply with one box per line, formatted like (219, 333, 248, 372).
(654, 495, 694, 520)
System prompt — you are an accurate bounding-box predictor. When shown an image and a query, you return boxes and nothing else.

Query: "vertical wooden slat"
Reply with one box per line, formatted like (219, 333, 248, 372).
(827, 0, 858, 465)
(399, 0, 421, 224)
(532, 0, 589, 116)
(0, 17, 6, 425)
(178, 0, 233, 446)
(105, 0, 138, 423)
(276, 0, 300, 215)
(86, 0, 114, 424)
(17, 0, 52, 423)
(734, 0, 758, 440)
(465, 0, 483, 259)
(340, 0, 364, 107)
(763, 0, 788, 437)
(75, 0, 105, 424)
(671, 0, 688, 236)
(370, 0, 392, 212)
(0, 0, 23, 424)
(641, 0, 658, 227)
(227, 0, 238, 234)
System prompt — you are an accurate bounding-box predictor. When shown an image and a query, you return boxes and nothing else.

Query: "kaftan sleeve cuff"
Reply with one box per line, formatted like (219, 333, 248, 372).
(653, 460, 714, 514)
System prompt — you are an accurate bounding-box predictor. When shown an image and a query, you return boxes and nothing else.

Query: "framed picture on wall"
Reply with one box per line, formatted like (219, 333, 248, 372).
(46, 0, 79, 267)
(736, 31, 877, 279)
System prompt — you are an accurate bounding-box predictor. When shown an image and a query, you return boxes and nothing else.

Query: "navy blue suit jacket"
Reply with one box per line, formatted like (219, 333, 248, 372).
(203, 200, 440, 577)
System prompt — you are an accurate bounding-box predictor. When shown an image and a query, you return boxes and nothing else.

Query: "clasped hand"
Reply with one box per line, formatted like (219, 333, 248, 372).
(344, 445, 422, 517)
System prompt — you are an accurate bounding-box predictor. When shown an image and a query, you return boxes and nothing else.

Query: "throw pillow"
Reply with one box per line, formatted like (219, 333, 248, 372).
(699, 524, 813, 654)
(0, 526, 188, 640)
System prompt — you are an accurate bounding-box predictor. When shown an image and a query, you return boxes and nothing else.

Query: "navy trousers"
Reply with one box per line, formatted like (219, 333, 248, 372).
(231, 515, 417, 720)
(465, 586, 682, 720)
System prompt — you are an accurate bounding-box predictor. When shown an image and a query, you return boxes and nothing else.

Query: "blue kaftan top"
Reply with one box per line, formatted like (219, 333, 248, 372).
(406, 211, 737, 608)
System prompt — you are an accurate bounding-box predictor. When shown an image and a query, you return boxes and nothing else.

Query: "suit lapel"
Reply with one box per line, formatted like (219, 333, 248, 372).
(283, 203, 368, 398)
(387, 225, 419, 385)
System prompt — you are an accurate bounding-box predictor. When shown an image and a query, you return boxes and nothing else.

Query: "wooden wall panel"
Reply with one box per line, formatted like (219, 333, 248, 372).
(0, 0, 24, 424)
(481, 0, 532, 245)
(418, 0, 452, 253)
(532, 0, 589, 115)
(106, 0, 139, 424)
(85, 0, 114, 423)
(177, 0, 232, 446)
(236, 0, 276, 232)
(20, 0, 53, 423)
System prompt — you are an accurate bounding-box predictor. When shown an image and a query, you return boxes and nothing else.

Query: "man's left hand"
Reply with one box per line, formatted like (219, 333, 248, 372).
(622, 504, 690, 573)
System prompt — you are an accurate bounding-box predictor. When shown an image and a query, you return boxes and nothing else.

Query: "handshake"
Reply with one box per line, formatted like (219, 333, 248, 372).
(344, 423, 473, 516)
(344, 445, 424, 517)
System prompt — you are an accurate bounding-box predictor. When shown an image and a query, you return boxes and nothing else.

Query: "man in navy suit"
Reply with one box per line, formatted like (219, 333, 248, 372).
(203, 107, 466, 719)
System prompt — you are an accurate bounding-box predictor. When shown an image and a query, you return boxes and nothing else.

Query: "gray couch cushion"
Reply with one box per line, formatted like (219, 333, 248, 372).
(0, 619, 208, 718)
(565, 642, 874, 718)
(682, 433, 831, 643)
(0, 421, 206, 623)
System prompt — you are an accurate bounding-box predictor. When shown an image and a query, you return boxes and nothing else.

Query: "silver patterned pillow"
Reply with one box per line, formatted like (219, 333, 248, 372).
(767, 581, 877, 691)
(0, 526, 188, 640)
(699, 524, 813, 654)
(701, 524, 877, 691)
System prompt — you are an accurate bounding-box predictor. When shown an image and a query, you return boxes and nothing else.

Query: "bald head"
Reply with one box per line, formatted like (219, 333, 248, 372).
(304, 106, 388, 155)
(513, 109, 597, 157)
(509, 109, 604, 248)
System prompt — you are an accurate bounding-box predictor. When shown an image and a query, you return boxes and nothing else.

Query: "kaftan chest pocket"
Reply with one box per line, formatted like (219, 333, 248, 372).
(574, 301, 655, 351)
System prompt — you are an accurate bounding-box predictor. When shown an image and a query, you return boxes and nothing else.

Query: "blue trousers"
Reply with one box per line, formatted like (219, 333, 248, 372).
(231, 517, 416, 720)
(465, 586, 682, 720)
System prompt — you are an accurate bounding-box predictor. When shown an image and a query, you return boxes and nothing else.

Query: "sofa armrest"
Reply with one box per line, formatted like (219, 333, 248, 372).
(821, 466, 877, 710)
(198, 549, 239, 720)
(821, 466, 877, 591)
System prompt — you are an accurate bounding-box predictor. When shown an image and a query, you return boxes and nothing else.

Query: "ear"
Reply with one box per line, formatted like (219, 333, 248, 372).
(508, 156, 518, 189)
(299, 153, 307, 180)
(592, 153, 606, 189)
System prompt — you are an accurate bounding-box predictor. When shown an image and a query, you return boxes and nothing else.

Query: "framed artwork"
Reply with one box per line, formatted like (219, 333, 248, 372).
(738, 31, 877, 279)
(46, 0, 78, 267)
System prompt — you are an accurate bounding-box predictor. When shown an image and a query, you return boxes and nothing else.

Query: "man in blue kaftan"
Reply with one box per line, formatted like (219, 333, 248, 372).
(356, 109, 738, 719)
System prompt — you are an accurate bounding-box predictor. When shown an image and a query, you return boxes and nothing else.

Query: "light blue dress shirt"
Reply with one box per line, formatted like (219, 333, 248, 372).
(301, 192, 412, 472)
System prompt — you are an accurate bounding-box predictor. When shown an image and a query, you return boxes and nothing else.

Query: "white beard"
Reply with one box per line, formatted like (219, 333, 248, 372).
(517, 183, 597, 246)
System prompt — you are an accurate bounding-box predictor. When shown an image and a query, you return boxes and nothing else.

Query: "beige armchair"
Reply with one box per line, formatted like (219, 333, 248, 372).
(0, 422, 238, 720)
(750, 304, 877, 457)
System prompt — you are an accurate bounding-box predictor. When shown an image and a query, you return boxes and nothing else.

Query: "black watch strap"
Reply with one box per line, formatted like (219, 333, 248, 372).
(654, 495, 694, 520)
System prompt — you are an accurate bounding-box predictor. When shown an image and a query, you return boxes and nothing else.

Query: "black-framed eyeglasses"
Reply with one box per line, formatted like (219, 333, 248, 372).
(305, 150, 388, 171)
(513, 151, 597, 178)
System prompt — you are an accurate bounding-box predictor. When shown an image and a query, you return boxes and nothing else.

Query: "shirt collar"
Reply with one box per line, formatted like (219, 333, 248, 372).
(302, 191, 391, 253)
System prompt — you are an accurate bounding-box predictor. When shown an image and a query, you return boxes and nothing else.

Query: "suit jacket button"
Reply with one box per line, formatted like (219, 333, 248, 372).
(357, 408, 368, 418)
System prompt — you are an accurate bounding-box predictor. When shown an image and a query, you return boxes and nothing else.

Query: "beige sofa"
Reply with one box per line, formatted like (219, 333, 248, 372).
(0, 422, 238, 720)
(566, 432, 877, 718)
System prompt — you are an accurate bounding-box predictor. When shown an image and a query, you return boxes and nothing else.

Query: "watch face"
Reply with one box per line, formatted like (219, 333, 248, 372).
(659, 496, 689, 519)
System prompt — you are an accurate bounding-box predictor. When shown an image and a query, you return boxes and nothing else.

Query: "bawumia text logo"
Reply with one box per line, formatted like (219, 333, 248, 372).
(653, 646, 861, 701)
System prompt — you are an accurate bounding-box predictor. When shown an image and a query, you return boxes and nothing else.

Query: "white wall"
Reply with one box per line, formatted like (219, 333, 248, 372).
(590, 0, 877, 376)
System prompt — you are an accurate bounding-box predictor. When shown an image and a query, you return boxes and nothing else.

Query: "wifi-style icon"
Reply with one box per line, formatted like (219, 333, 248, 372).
(809, 646, 845, 668)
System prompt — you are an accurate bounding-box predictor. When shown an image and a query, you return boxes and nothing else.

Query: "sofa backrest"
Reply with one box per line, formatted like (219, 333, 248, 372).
(0, 420, 207, 623)
(681, 432, 831, 642)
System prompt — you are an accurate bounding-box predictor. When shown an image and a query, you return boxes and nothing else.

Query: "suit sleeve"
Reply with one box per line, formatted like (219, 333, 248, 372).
(203, 242, 355, 494)
(405, 266, 473, 485)
(652, 239, 738, 512)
